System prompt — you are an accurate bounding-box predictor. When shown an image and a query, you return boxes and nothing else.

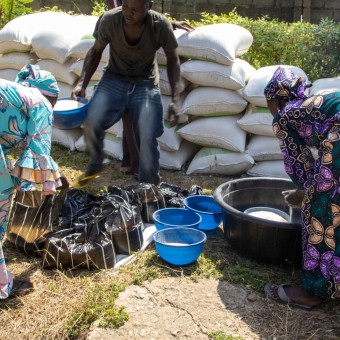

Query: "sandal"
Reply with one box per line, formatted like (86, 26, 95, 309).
(73, 172, 100, 189)
(264, 283, 313, 311)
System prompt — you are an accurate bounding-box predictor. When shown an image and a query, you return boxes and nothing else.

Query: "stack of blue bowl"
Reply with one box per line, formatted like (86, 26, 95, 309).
(183, 195, 223, 231)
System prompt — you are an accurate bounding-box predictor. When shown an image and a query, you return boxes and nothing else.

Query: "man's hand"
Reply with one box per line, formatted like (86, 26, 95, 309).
(71, 83, 86, 100)
(282, 189, 305, 208)
(172, 21, 194, 32)
(168, 101, 181, 128)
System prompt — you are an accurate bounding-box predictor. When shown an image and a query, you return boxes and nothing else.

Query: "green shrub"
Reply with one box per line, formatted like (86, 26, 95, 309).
(0, 0, 33, 29)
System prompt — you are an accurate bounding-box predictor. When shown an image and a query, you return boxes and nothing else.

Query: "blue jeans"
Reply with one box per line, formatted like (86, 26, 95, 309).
(83, 77, 164, 185)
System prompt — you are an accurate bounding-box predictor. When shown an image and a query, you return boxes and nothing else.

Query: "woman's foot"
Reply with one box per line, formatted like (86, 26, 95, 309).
(264, 283, 321, 309)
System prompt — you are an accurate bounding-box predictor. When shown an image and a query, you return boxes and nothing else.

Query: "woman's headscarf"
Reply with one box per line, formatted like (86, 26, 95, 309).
(264, 66, 312, 102)
(15, 64, 60, 97)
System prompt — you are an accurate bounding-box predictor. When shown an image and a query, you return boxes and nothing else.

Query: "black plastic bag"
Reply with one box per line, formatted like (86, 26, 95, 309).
(160, 182, 203, 208)
(125, 183, 166, 223)
(42, 207, 116, 269)
(103, 195, 144, 255)
(6, 177, 69, 256)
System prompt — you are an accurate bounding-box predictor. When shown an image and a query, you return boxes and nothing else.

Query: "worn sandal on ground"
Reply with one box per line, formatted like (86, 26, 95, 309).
(72, 173, 100, 189)
(0, 279, 34, 301)
(264, 283, 313, 311)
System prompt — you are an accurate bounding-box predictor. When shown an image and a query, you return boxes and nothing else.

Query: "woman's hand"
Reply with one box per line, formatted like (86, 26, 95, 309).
(282, 189, 305, 208)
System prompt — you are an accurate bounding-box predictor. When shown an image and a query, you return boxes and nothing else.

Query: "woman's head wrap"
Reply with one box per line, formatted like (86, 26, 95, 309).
(15, 64, 60, 97)
(264, 66, 312, 101)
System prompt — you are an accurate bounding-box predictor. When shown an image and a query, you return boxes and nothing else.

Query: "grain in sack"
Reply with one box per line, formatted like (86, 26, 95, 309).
(245, 135, 282, 161)
(180, 58, 255, 90)
(177, 114, 247, 152)
(187, 147, 254, 175)
(181, 87, 248, 117)
(177, 23, 253, 65)
(246, 160, 290, 179)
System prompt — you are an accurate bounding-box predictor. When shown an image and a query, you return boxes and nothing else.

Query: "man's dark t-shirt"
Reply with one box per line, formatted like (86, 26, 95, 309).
(94, 8, 178, 86)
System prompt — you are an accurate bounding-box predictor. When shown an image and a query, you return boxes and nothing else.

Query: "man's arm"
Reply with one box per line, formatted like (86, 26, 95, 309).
(164, 48, 181, 127)
(72, 40, 106, 99)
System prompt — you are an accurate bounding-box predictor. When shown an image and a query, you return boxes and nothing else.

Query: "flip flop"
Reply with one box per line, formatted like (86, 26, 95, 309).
(264, 283, 313, 311)
(72, 173, 100, 189)
(0, 279, 34, 302)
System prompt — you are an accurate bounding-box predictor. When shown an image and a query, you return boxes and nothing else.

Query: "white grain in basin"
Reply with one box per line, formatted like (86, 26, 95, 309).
(54, 100, 84, 111)
(248, 211, 287, 223)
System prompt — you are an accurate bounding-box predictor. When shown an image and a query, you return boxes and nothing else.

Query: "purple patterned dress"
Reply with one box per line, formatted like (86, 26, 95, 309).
(272, 89, 340, 299)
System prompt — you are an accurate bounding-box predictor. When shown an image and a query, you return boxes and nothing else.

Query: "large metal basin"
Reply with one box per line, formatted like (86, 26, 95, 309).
(214, 177, 302, 265)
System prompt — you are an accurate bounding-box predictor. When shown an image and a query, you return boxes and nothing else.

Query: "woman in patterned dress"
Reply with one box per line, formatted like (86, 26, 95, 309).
(0, 64, 62, 300)
(264, 66, 340, 310)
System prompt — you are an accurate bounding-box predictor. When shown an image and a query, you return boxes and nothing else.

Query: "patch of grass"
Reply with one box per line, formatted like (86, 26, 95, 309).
(209, 330, 244, 340)
(65, 282, 128, 339)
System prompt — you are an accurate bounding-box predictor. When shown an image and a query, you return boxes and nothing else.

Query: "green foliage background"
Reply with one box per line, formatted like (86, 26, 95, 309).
(1, 2, 340, 82)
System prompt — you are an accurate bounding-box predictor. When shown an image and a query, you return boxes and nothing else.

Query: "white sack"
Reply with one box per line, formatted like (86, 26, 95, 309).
(180, 58, 255, 90)
(36, 59, 79, 85)
(181, 87, 248, 117)
(70, 59, 106, 80)
(177, 23, 253, 66)
(246, 160, 290, 179)
(57, 82, 75, 98)
(52, 127, 83, 151)
(187, 147, 254, 175)
(157, 121, 183, 152)
(177, 114, 247, 152)
(0, 52, 38, 70)
(31, 13, 85, 64)
(105, 119, 124, 138)
(156, 29, 188, 65)
(0, 69, 18, 81)
(0, 12, 73, 54)
(310, 78, 340, 95)
(67, 36, 110, 63)
(160, 140, 200, 170)
(240, 65, 309, 107)
(245, 135, 282, 161)
(158, 65, 189, 95)
(237, 105, 274, 137)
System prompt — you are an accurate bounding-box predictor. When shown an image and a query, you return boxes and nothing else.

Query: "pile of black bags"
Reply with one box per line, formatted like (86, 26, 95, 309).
(6, 181, 202, 270)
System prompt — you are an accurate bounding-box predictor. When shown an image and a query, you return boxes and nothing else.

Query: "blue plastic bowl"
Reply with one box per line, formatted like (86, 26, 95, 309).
(183, 195, 223, 231)
(153, 227, 206, 265)
(53, 96, 89, 130)
(153, 208, 202, 231)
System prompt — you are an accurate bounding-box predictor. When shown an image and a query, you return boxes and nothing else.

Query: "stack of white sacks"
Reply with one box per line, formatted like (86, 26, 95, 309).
(1, 12, 340, 179)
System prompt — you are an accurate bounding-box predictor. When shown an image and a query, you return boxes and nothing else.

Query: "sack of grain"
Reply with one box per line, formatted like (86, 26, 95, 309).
(157, 29, 188, 65)
(0, 69, 18, 81)
(246, 160, 290, 179)
(0, 12, 72, 54)
(36, 59, 79, 85)
(160, 140, 201, 170)
(310, 78, 340, 95)
(181, 87, 248, 117)
(240, 65, 309, 107)
(177, 23, 253, 65)
(245, 135, 282, 161)
(159, 65, 190, 95)
(187, 147, 254, 175)
(52, 127, 83, 151)
(70, 59, 106, 81)
(178, 114, 247, 152)
(180, 58, 256, 90)
(157, 121, 183, 152)
(105, 119, 124, 138)
(67, 35, 110, 63)
(0, 52, 38, 70)
(237, 105, 274, 137)
(57, 81, 75, 98)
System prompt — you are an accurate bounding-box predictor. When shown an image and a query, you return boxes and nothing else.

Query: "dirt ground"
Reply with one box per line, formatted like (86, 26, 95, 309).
(88, 277, 339, 340)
